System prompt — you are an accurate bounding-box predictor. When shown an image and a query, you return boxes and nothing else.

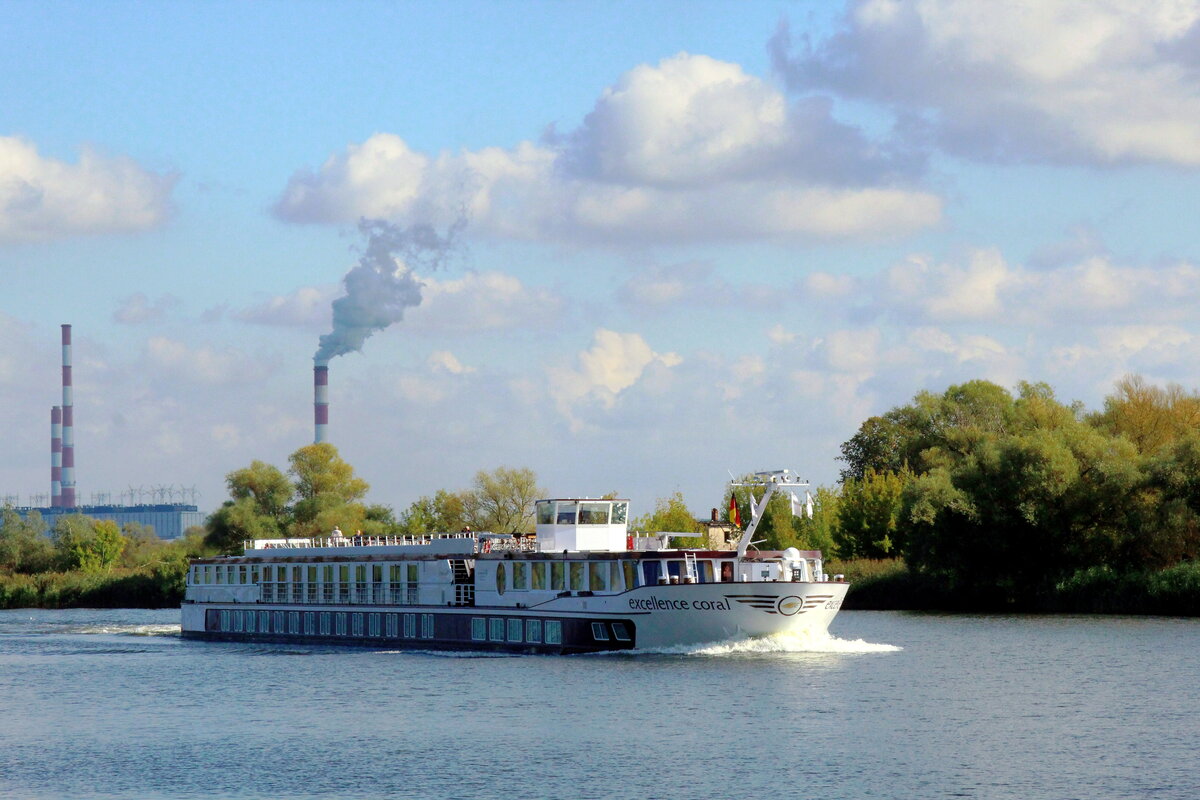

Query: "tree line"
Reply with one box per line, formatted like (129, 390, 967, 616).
(828, 376, 1200, 605)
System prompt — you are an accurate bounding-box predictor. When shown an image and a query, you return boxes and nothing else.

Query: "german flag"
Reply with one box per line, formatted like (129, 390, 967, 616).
(729, 494, 742, 528)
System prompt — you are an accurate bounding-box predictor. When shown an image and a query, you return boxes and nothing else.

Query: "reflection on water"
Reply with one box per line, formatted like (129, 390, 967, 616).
(1, 608, 1197, 800)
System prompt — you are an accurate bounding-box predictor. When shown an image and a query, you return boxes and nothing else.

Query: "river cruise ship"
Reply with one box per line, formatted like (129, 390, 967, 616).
(181, 471, 848, 654)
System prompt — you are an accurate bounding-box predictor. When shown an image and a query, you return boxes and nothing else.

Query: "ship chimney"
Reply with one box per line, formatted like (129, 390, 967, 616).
(314, 363, 329, 444)
(61, 324, 75, 509)
(51, 406, 62, 508)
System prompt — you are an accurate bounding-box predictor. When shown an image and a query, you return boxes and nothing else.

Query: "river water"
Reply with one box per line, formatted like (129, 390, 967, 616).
(0, 608, 1196, 799)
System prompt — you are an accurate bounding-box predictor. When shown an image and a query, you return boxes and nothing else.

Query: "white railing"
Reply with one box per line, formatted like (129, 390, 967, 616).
(245, 533, 478, 551)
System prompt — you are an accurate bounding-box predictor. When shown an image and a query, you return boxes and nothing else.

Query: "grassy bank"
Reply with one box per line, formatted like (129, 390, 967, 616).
(0, 562, 187, 610)
(830, 558, 1200, 616)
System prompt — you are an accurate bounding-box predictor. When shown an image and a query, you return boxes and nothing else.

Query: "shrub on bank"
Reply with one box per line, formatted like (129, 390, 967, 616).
(0, 561, 188, 610)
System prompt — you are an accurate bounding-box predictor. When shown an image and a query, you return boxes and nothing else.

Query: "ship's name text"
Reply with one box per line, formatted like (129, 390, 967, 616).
(627, 597, 731, 611)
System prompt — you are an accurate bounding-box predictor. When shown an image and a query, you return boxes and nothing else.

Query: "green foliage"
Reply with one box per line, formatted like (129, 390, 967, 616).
(635, 491, 703, 545)
(1091, 375, 1200, 455)
(0, 507, 55, 573)
(398, 489, 470, 535)
(463, 467, 545, 533)
(53, 515, 128, 573)
(835, 468, 910, 558)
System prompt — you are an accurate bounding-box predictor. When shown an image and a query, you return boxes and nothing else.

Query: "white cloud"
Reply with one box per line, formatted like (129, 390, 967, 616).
(143, 336, 274, 385)
(113, 293, 181, 324)
(274, 54, 941, 242)
(234, 286, 335, 327)
(550, 329, 682, 426)
(409, 271, 565, 334)
(0, 136, 176, 242)
(428, 350, 474, 374)
(773, 0, 1200, 166)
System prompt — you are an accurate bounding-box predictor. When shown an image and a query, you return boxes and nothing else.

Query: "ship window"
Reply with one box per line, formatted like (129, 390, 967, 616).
(590, 622, 609, 641)
(407, 564, 419, 583)
(289, 612, 300, 633)
(569, 562, 584, 591)
(699, 561, 714, 583)
(507, 619, 522, 642)
(259, 611, 270, 632)
(666, 561, 683, 582)
(232, 611, 244, 632)
(421, 614, 434, 639)
(589, 563, 607, 591)
(526, 619, 542, 643)
(320, 612, 332, 635)
(537, 503, 554, 525)
(339, 565, 350, 583)
(251, 566, 259, 584)
(623, 561, 638, 590)
(308, 566, 317, 583)
(216, 567, 224, 584)
(390, 565, 402, 582)
(219, 610, 230, 630)
(610, 562, 621, 590)
(334, 613, 346, 636)
(305, 613, 317, 635)
(273, 611, 285, 632)
(612, 502, 628, 524)
(352, 613, 363, 636)
(496, 563, 507, 595)
(404, 614, 416, 638)
(369, 614, 382, 637)
(612, 623, 631, 642)
(513, 562, 527, 590)
(545, 620, 562, 645)
(238, 566, 247, 585)
(373, 565, 383, 582)
(355, 565, 366, 582)
(556, 504, 577, 525)
(531, 563, 546, 590)
(642, 561, 661, 585)
(720, 561, 734, 582)
(551, 562, 565, 590)
(387, 614, 399, 637)
(579, 503, 609, 525)
(245, 611, 257, 633)
(472, 618, 486, 641)
(489, 618, 504, 641)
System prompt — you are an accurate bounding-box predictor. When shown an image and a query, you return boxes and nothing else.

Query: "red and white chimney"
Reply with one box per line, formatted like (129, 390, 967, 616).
(314, 363, 329, 444)
(61, 324, 76, 509)
(51, 406, 62, 507)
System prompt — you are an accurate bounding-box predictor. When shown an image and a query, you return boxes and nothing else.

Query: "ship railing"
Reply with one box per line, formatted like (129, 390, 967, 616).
(245, 533, 478, 551)
(477, 535, 537, 554)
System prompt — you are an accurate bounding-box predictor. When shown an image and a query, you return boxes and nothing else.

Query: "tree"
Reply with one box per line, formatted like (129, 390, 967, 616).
(0, 508, 54, 573)
(53, 516, 127, 573)
(463, 467, 543, 533)
(835, 468, 910, 559)
(398, 490, 470, 535)
(635, 492, 703, 545)
(289, 444, 371, 538)
(903, 422, 1142, 601)
(227, 460, 293, 523)
(1091, 374, 1200, 455)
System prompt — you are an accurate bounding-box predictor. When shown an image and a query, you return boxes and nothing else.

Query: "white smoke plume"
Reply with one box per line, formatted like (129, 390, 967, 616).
(314, 217, 464, 365)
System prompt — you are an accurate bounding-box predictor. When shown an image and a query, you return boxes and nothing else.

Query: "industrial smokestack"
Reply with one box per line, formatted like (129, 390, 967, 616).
(314, 363, 329, 443)
(61, 324, 75, 509)
(51, 406, 62, 508)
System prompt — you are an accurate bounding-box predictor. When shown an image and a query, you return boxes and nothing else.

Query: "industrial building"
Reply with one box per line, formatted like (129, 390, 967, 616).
(9, 503, 205, 541)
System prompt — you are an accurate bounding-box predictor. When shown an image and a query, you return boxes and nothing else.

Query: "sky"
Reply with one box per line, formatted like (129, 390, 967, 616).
(4, 0, 1200, 518)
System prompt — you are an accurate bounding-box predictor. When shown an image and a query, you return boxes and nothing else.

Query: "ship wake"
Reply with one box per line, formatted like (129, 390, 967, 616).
(632, 629, 900, 656)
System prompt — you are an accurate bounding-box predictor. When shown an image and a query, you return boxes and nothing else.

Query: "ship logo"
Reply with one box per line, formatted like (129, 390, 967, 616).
(725, 594, 834, 616)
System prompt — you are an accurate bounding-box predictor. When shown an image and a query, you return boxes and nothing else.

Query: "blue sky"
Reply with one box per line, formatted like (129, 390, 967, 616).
(4, 0, 1200, 518)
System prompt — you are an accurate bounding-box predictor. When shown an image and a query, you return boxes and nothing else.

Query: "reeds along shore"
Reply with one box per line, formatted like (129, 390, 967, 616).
(832, 558, 1200, 616)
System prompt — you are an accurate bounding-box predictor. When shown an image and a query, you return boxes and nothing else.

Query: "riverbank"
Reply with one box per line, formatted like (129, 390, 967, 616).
(0, 563, 186, 609)
(6, 558, 1200, 615)
(831, 558, 1200, 615)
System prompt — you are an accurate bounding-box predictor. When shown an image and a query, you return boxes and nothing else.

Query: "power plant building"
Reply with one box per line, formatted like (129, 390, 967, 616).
(10, 504, 206, 541)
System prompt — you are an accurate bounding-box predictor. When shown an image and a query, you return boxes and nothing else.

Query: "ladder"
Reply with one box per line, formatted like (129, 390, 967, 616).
(683, 552, 698, 583)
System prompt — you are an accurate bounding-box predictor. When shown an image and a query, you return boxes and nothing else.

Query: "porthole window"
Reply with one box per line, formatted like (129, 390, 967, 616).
(591, 622, 610, 641)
